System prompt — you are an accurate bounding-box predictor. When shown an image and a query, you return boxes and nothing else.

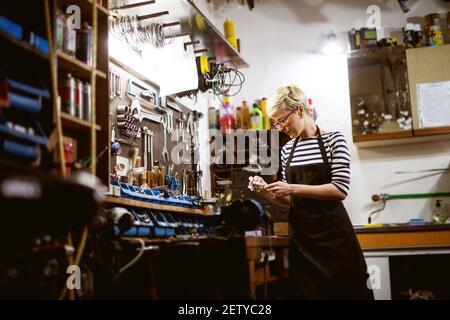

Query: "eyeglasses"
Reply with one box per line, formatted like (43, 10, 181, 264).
(272, 109, 296, 128)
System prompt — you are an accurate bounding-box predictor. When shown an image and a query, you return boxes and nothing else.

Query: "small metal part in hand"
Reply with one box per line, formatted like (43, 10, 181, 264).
(248, 177, 264, 192)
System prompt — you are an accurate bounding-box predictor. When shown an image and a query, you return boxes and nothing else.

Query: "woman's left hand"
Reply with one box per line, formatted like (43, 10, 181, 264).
(264, 181, 294, 197)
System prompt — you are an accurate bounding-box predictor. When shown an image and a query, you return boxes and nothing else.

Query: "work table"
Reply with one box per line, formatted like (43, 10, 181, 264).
(354, 223, 450, 250)
(354, 223, 450, 234)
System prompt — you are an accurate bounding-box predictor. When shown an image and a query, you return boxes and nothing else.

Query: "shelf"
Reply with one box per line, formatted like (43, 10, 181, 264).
(114, 0, 249, 69)
(186, 0, 249, 68)
(0, 30, 49, 60)
(104, 196, 213, 216)
(413, 126, 450, 137)
(57, 0, 109, 18)
(61, 112, 101, 132)
(57, 50, 107, 80)
(353, 130, 413, 143)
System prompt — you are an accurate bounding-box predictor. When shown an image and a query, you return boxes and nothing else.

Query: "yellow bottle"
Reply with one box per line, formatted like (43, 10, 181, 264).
(241, 100, 250, 130)
(260, 97, 270, 129)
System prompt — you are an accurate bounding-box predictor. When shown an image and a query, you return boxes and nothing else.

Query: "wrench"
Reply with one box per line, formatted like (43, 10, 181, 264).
(130, 99, 162, 123)
(141, 126, 148, 168)
(161, 115, 169, 163)
(148, 130, 154, 169)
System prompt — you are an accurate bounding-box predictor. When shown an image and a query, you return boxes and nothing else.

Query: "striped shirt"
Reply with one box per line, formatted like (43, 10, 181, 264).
(281, 131, 351, 195)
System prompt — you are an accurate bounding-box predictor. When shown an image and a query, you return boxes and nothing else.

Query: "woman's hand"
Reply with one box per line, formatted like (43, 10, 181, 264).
(264, 181, 294, 197)
(248, 176, 268, 192)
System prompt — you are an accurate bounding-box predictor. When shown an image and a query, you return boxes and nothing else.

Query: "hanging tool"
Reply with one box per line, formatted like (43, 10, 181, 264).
(141, 126, 149, 168)
(161, 115, 169, 163)
(129, 99, 162, 123)
(147, 130, 154, 170)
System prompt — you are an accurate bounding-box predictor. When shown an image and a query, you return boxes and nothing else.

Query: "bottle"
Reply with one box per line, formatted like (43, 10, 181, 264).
(307, 98, 315, 119)
(260, 97, 270, 129)
(241, 100, 250, 130)
(250, 102, 263, 130)
(432, 200, 444, 224)
(219, 97, 235, 134)
(235, 105, 242, 130)
(208, 106, 217, 129)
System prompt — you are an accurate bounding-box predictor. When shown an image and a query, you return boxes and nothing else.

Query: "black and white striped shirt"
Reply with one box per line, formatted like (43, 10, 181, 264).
(281, 132, 351, 195)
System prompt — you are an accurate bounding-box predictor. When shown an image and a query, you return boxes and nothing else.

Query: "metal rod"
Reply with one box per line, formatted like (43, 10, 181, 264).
(194, 48, 208, 54)
(395, 168, 450, 174)
(137, 11, 169, 21)
(162, 21, 180, 28)
(372, 192, 450, 201)
(164, 32, 190, 39)
(184, 40, 200, 50)
(110, 0, 156, 10)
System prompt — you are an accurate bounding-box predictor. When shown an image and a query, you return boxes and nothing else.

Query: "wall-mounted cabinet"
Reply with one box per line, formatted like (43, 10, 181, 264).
(348, 45, 450, 147)
(348, 47, 413, 143)
(406, 44, 450, 137)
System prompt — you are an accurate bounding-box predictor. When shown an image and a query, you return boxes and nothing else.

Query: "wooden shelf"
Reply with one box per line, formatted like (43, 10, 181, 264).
(58, 0, 109, 18)
(104, 196, 212, 216)
(61, 112, 101, 132)
(413, 126, 450, 137)
(0, 30, 49, 60)
(57, 50, 107, 80)
(353, 130, 413, 143)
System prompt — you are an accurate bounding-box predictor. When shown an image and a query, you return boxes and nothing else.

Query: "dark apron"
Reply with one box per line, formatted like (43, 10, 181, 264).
(285, 126, 373, 300)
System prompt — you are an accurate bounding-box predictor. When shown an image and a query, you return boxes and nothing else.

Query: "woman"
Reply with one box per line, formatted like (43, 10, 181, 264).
(250, 85, 373, 300)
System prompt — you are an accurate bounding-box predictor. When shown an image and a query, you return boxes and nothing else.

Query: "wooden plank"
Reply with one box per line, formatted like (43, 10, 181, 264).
(0, 30, 49, 60)
(356, 230, 450, 249)
(245, 236, 290, 248)
(57, 50, 107, 80)
(414, 126, 450, 137)
(353, 130, 412, 143)
(61, 112, 101, 132)
(104, 196, 212, 216)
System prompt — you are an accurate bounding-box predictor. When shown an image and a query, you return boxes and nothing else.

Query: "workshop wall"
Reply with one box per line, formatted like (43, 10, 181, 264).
(193, 0, 450, 225)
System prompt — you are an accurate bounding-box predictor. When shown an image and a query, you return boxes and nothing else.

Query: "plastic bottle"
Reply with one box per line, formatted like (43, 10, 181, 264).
(219, 97, 235, 134)
(235, 105, 242, 130)
(241, 100, 250, 130)
(208, 106, 217, 129)
(432, 200, 445, 224)
(250, 102, 263, 130)
(260, 97, 270, 129)
(307, 98, 316, 120)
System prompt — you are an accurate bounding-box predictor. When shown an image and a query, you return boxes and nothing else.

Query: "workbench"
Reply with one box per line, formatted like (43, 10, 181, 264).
(244, 236, 290, 298)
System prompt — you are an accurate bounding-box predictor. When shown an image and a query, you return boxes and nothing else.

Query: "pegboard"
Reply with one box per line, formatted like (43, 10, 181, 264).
(109, 61, 200, 194)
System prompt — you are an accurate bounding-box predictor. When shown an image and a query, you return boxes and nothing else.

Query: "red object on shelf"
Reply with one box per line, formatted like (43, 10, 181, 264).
(64, 141, 74, 175)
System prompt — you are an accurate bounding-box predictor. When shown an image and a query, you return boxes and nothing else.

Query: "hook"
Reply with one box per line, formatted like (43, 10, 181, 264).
(184, 40, 200, 51)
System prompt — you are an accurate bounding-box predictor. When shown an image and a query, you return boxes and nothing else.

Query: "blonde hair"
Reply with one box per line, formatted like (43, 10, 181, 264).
(269, 85, 315, 120)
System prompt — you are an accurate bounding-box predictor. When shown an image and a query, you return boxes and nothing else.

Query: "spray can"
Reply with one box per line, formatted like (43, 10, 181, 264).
(64, 17, 76, 57)
(76, 22, 92, 65)
(59, 73, 75, 116)
(56, 8, 66, 51)
(83, 82, 91, 121)
(75, 79, 83, 119)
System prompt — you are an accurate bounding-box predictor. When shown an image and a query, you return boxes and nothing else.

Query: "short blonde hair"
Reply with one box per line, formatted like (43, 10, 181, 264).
(269, 85, 314, 120)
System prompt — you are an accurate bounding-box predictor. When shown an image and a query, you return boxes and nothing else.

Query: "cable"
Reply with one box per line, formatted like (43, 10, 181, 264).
(118, 238, 145, 274)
